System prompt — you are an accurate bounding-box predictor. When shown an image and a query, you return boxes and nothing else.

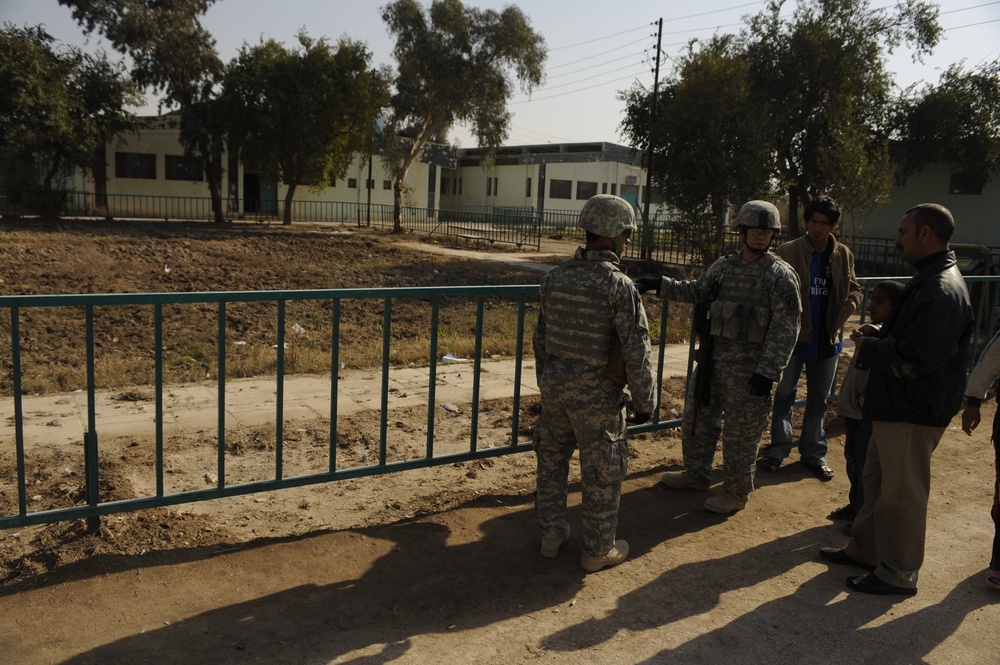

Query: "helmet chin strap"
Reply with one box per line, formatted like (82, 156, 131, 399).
(740, 227, 772, 255)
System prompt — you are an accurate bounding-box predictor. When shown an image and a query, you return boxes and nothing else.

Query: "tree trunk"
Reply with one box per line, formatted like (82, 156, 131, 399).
(283, 183, 297, 226)
(198, 135, 226, 225)
(392, 173, 406, 234)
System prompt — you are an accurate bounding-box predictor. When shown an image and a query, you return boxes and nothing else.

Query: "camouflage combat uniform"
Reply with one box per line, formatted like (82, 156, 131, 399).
(533, 247, 656, 558)
(662, 251, 800, 499)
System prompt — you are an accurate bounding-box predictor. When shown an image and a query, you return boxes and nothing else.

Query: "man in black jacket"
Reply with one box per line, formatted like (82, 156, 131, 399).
(819, 203, 974, 597)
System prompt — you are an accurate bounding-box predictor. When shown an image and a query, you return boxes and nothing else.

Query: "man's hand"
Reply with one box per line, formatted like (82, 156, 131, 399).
(962, 404, 982, 435)
(627, 411, 651, 425)
(748, 373, 774, 397)
(633, 276, 661, 296)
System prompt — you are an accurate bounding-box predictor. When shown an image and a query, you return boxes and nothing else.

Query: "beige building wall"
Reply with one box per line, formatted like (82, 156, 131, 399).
(850, 163, 999, 245)
(98, 116, 437, 219)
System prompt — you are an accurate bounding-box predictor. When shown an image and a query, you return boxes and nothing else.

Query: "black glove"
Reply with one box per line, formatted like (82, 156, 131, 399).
(748, 373, 774, 397)
(627, 411, 652, 425)
(633, 276, 661, 296)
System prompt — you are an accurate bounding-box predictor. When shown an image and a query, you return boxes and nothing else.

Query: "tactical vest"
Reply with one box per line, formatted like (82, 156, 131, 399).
(542, 260, 619, 367)
(708, 253, 779, 345)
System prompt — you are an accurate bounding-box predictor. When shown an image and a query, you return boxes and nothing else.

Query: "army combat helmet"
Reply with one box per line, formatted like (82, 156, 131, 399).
(578, 194, 637, 238)
(732, 200, 781, 231)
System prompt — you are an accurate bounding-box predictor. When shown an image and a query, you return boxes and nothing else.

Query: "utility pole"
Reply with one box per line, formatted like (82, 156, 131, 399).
(640, 18, 662, 261)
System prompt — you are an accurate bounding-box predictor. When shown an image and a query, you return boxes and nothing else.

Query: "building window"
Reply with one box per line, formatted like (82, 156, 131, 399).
(602, 183, 608, 194)
(366, 179, 375, 190)
(348, 178, 358, 189)
(329, 176, 337, 187)
(493, 177, 498, 197)
(526, 177, 532, 198)
(487, 177, 492, 196)
(576, 181, 598, 200)
(549, 179, 572, 199)
(115, 152, 156, 179)
(383, 179, 392, 190)
(611, 183, 617, 196)
(949, 172, 983, 195)
(164, 155, 202, 181)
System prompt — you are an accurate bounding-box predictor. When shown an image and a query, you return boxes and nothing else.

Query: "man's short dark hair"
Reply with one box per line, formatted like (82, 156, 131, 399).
(803, 196, 841, 225)
(905, 203, 955, 242)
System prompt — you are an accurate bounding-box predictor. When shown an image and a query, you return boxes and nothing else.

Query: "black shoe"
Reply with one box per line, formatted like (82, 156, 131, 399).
(846, 572, 917, 597)
(827, 505, 857, 521)
(818, 547, 876, 571)
(756, 457, 781, 473)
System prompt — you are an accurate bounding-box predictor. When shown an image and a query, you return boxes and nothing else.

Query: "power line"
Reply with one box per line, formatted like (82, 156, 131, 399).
(546, 50, 650, 80)
(547, 36, 653, 70)
(548, 24, 650, 51)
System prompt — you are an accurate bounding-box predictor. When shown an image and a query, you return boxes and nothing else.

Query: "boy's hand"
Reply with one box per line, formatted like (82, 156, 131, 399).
(962, 403, 982, 435)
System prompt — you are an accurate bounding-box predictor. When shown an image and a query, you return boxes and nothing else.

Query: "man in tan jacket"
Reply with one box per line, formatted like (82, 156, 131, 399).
(758, 196, 861, 481)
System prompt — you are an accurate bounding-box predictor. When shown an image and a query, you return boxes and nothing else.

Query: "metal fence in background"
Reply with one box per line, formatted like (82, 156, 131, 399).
(4, 190, 998, 278)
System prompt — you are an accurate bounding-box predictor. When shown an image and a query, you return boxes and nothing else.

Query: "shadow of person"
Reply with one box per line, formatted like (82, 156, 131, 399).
(540, 525, 849, 651)
(633, 571, 995, 664)
(54, 492, 587, 664)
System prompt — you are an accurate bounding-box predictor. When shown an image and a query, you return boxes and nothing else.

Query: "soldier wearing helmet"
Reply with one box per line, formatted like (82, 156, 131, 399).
(533, 194, 656, 572)
(633, 200, 800, 514)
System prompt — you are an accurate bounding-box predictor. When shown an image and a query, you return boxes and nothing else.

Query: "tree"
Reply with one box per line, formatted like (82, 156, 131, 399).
(895, 60, 1000, 193)
(381, 0, 546, 232)
(60, 0, 229, 224)
(619, 35, 774, 262)
(742, 0, 940, 234)
(221, 33, 388, 226)
(815, 115, 893, 241)
(0, 23, 139, 215)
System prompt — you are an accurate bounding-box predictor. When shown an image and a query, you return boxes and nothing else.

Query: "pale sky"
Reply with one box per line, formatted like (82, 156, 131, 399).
(2, 0, 998, 148)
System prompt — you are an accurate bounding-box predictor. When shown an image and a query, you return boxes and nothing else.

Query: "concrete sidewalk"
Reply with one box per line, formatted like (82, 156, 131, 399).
(0, 345, 693, 450)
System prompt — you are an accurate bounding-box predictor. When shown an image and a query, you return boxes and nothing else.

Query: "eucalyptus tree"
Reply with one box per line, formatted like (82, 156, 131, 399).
(381, 0, 546, 232)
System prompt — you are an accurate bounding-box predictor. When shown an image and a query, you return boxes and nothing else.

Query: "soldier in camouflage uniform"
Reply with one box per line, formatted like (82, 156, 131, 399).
(533, 194, 657, 573)
(635, 201, 800, 514)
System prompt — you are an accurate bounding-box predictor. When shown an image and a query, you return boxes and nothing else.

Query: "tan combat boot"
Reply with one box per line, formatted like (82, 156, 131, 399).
(580, 539, 629, 573)
(704, 492, 747, 514)
(660, 471, 711, 491)
(540, 525, 571, 559)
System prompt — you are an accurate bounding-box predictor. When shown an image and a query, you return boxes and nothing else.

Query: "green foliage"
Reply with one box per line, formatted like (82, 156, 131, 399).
(381, 0, 546, 232)
(0, 23, 139, 212)
(742, 0, 939, 232)
(60, 0, 228, 222)
(619, 35, 773, 259)
(895, 60, 1000, 191)
(621, 0, 941, 240)
(221, 32, 389, 225)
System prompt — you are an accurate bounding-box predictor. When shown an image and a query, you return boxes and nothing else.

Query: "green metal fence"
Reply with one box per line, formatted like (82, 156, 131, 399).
(3, 275, 997, 532)
(0, 190, 544, 251)
(0, 284, 677, 531)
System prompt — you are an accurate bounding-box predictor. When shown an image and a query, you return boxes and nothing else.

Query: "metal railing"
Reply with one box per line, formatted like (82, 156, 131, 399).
(3, 274, 997, 532)
(0, 190, 544, 251)
(0, 284, 677, 531)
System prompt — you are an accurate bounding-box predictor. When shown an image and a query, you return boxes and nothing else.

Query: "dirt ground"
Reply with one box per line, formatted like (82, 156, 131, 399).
(0, 220, 998, 664)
